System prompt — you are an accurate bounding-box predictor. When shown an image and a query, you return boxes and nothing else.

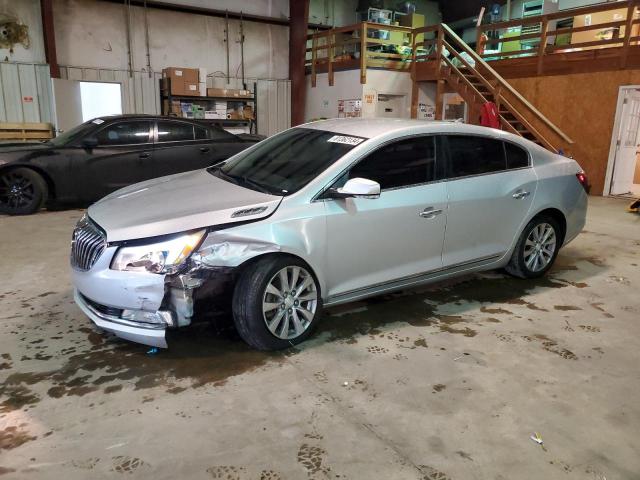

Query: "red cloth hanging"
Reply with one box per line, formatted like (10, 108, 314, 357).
(480, 101, 500, 129)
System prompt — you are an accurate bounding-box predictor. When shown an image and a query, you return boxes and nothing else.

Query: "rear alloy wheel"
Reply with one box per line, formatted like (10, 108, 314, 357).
(505, 215, 561, 279)
(0, 168, 48, 215)
(232, 256, 321, 350)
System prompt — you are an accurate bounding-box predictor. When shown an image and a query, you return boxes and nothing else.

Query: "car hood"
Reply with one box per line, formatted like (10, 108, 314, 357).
(89, 169, 283, 242)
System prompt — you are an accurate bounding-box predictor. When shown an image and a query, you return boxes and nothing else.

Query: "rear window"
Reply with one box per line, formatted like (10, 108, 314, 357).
(505, 142, 530, 169)
(446, 135, 506, 178)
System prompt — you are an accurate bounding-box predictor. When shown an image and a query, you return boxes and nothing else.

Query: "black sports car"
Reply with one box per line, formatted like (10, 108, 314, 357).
(0, 115, 263, 215)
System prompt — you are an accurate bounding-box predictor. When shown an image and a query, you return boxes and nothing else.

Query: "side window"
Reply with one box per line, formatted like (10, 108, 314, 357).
(210, 124, 239, 141)
(157, 121, 194, 142)
(195, 125, 209, 140)
(95, 121, 151, 146)
(505, 142, 530, 169)
(446, 135, 506, 178)
(347, 136, 436, 190)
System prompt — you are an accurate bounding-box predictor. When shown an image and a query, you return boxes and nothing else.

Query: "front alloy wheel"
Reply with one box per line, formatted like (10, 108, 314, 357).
(233, 256, 322, 350)
(263, 266, 318, 340)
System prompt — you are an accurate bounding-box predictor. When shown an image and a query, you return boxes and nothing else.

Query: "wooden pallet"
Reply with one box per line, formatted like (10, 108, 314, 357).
(0, 122, 54, 141)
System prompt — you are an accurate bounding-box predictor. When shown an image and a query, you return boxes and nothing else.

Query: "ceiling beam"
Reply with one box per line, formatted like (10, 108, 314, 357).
(97, 0, 330, 30)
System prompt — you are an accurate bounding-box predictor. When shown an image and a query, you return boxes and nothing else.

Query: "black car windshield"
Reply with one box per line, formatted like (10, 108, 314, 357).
(47, 120, 99, 146)
(209, 127, 365, 195)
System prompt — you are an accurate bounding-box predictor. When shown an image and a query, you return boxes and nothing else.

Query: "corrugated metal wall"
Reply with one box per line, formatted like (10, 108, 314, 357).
(59, 66, 291, 136)
(0, 62, 54, 124)
(60, 66, 162, 116)
(257, 79, 291, 137)
(0, 62, 291, 136)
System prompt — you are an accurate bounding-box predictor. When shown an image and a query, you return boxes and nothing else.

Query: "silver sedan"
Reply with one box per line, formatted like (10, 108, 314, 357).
(70, 119, 588, 350)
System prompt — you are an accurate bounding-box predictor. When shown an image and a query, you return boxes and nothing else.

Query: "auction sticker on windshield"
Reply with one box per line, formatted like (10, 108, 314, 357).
(327, 135, 365, 146)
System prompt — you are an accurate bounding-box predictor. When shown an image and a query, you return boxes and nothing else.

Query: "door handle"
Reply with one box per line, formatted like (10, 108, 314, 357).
(200, 147, 210, 153)
(419, 207, 443, 219)
(512, 190, 530, 200)
(139, 152, 151, 159)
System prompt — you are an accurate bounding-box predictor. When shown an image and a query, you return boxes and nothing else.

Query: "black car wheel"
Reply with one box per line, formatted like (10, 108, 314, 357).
(232, 255, 322, 350)
(0, 168, 48, 215)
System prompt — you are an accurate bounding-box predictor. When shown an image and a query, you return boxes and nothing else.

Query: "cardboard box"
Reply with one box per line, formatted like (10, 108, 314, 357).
(182, 82, 200, 96)
(634, 152, 640, 185)
(207, 87, 252, 98)
(161, 77, 185, 96)
(162, 67, 200, 96)
(162, 67, 199, 83)
(242, 105, 254, 120)
(162, 99, 182, 115)
(205, 111, 227, 119)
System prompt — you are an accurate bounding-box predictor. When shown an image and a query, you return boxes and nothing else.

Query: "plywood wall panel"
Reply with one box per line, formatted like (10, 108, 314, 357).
(509, 69, 640, 195)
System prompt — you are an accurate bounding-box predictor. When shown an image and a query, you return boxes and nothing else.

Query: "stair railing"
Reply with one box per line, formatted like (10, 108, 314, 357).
(440, 23, 574, 152)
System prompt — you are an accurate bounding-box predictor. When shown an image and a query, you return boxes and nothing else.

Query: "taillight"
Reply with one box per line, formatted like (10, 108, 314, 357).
(575, 172, 589, 193)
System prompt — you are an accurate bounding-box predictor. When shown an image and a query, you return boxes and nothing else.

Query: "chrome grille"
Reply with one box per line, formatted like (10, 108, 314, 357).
(71, 217, 106, 271)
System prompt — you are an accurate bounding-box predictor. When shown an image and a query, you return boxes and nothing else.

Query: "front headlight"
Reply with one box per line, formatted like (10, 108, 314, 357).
(111, 230, 206, 274)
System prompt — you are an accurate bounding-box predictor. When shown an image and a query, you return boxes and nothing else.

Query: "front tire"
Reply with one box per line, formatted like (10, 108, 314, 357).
(0, 168, 48, 215)
(232, 256, 322, 350)
(505, 215, 561, 279)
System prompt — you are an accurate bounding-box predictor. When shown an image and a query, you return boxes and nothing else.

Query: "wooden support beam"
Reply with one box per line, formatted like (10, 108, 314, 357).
(40, 0, 60, 78)
(289, 0, 309, 126)
(360, 23, 367, 84)
(621, 0, 636, 69)
(537, 17, 549, 75)
(435, 79, 445, 120)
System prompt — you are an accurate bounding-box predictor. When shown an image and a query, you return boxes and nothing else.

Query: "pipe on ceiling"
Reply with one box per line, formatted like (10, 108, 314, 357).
(97, 0, 331, 29)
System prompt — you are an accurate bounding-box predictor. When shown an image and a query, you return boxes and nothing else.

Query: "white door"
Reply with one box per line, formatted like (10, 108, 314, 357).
(611, 89, 640, 196)
(52, 78, 83, 134)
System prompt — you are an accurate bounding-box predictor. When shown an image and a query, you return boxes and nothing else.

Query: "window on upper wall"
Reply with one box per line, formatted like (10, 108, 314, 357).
(446, 135, 506, 179)
(95, 121, 151, 146)
(347, 136, 437, 190)
(157, 121, 194, 142)
(504, 142, 530, 169)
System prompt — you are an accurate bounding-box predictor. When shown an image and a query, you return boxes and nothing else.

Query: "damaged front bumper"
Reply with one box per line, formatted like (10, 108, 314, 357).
(71, 229, 275, 348)
(74, 289, 169, 348)
(71, 246, 206, 348)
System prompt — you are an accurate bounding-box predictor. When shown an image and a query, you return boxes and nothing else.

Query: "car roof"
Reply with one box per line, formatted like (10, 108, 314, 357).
(92, 114, 214, 125)
(300, 118, 525, 144)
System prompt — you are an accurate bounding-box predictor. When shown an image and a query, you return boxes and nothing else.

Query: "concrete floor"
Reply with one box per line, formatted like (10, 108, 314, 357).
(0, 197, 638, 479)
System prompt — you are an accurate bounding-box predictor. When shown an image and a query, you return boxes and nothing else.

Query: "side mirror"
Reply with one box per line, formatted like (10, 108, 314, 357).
(82, 137, 98, 149)
(329, 177, 380, 199)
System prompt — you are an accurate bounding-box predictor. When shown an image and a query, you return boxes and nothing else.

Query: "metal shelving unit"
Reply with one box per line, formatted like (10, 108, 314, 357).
(159, 78, 257, 134)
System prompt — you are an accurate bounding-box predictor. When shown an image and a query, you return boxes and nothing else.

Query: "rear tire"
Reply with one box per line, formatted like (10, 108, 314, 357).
(232, 255, 322, 351)
(505, 215, 561, 279)
(0, 168, 48, 215)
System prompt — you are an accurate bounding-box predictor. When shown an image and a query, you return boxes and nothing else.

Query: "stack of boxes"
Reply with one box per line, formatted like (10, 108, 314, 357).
(161, 67, 255, 121)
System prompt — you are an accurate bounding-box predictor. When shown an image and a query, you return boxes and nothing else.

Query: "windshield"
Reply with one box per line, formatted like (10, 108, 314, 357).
(47, 121, 100, 146)
(209, 127, 365, 195)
